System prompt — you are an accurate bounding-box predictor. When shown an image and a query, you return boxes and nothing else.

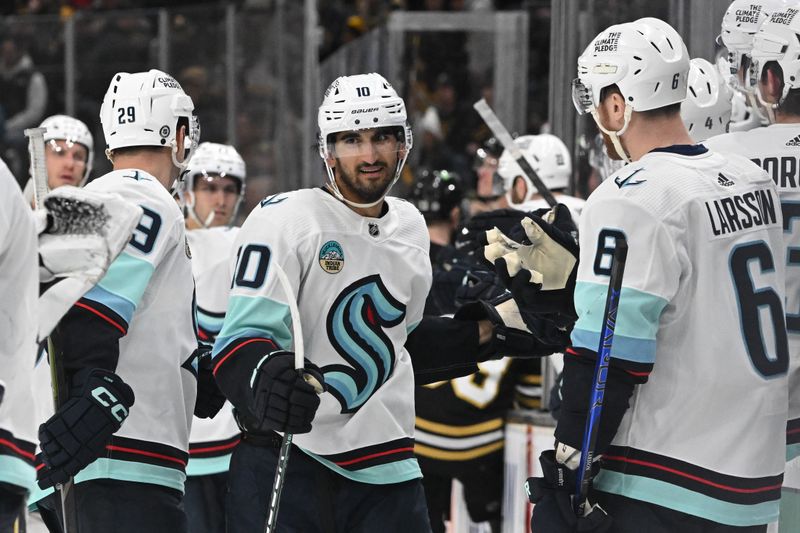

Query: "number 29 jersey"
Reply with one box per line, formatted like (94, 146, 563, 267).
(571, 146, 789, 526)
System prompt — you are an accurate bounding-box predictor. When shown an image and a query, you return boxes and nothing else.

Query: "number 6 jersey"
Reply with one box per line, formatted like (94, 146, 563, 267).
(571, 145, 790, 526)
(213, 188, 432, 484)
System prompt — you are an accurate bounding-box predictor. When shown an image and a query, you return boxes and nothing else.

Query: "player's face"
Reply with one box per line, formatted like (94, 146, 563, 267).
(330, 128, 403, 204)
(46, 140, 88, 189)
(192, 174, 240, 227)
(476, 155, 499, 198)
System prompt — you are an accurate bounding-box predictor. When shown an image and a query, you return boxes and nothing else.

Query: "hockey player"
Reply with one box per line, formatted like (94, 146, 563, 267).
(680, 58, 733, 142)
(704, 10, 800, 532)
(0, 158, 38, 531)
(182, 142, 246, 533)
(497, 133, 585, 219)
(212, 72, 568, 533)
(35, 69, 201, 532)
(519, 17, 789, 532)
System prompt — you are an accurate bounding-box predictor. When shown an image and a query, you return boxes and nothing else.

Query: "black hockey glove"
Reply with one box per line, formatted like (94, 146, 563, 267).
(493, 204, 580, 328)
(250, 351, 325, 434)
(454, 208, 529, 261)
(527, 449, 611, 533)
(38, 368, 135, 489)
(195, 347, 227, 419)
(454, 293, 570, 360)
(453, 268, 507, 308)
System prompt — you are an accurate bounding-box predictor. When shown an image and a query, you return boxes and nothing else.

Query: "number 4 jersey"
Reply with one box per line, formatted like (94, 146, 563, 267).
(572, 145, 790, 526)
(213, 188, 432, 484)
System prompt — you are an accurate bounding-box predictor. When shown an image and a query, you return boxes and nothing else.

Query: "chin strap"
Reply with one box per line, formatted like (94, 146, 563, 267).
(591, 105, 633, 163)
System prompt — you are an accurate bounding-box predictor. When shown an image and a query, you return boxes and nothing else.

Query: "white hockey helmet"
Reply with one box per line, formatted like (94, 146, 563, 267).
(573, 18, 689, 161)
(747, 6, 800, 121)
(719, 0, 779, 91)
(728, 89, 768, 131)
(39, 114, 94, 184)
(317, 72, 412, 208)
(100, 69, 200, 170)
(497, 134, 572, 208)
(183, 142, 247, 227)
(681, 58, 734, 142)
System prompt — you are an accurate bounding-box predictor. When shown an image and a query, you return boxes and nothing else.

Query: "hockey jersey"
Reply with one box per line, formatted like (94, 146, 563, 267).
(705, 124, 800, 463)
(67, 169, 198, 492)
(186, 226, 241, 476)
(572, 145, 789, 526)
(0, 160, 38, 494)
(213, 188, 432, 484)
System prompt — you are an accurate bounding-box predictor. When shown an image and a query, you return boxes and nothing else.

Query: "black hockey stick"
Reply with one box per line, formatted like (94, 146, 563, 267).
(26, 127, 79, 533)
(574, 235, 628, 516)
(472, 99, 559, 207)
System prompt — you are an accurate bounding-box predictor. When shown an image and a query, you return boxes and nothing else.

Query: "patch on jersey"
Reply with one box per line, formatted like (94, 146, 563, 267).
(786, 134, 800, 147)
(322, 275, 406, 413)
(717, 173, 735, 187)
(614, 168, 646, 188)
(368, 222, 380, 237)
(319, 240, 344, 274)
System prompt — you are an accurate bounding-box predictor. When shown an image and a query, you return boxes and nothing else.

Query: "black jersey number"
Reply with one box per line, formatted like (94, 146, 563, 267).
(129, 207, 162, 254)
(730, 242, 789, 377)
(232, 244, 271, 289)
(593, 229, 626, 276)
(782, 201, 800, 333)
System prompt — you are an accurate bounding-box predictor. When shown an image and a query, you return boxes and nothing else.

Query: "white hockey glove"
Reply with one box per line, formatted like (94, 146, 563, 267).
(37, 186, 143, 341)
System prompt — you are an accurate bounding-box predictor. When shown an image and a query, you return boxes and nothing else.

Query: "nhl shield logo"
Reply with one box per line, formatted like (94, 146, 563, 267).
(368, 223, 380, 237)
(319, 240, 344, 274)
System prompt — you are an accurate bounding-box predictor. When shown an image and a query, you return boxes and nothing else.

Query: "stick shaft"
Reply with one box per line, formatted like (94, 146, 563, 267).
(24, 128, 49, 209)
(472, 99, 559, 207)
(574, 237, 628, 515)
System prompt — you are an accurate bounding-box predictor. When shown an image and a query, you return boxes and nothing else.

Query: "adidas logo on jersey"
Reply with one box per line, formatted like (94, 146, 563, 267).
(786, 135, 800, 147)
(717, 173, 735, 187)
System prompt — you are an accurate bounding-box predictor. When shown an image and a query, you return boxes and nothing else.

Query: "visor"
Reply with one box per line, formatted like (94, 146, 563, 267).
(327, 127, 405, 159)
(572, 78, 594, 115)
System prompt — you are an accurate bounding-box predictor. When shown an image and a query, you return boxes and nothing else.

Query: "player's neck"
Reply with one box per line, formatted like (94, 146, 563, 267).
(112, 154, 177, 190)
(623, 115, 694, 162)
(773, 110, 800, 125)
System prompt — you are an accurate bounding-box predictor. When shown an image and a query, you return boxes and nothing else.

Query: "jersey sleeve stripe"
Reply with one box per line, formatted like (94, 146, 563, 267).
(96, 251, 155, 310)
(82, 284, 136, 326)
(215, 295, 293, 355)
(74, 301, 127, 335)
(212, 337, 278, 375)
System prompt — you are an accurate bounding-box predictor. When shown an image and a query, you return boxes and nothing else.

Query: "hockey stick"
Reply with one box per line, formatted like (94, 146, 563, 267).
(25, 127, 78, 533)
(574, 235, 628, 516)
(264, 262, 322, 533)
(472, 99, 559, 208)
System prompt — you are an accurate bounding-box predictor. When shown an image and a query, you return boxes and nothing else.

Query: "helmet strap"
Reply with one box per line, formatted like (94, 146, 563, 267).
(591, 105, 633, 163)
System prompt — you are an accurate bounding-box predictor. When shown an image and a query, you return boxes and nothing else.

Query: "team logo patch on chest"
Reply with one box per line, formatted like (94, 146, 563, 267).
(319, 240, 345, 274)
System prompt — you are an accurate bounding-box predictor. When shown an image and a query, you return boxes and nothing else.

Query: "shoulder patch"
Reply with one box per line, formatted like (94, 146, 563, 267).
(614, 168, 647, 189)
(260, 194, 288, 208)
(319, 240, 344, 274)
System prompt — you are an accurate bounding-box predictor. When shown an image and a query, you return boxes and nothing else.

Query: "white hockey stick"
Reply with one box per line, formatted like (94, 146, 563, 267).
(472, 99, 559, 207)
(26, 127, 76, 533)
(264, 262, 322, 533)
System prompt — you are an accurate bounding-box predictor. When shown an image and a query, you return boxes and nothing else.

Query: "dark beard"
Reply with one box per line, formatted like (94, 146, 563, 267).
(336, 162, 393, 204)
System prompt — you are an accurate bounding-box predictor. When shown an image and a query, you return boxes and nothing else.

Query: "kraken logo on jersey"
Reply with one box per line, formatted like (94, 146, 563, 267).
(322, 275, 406, 413)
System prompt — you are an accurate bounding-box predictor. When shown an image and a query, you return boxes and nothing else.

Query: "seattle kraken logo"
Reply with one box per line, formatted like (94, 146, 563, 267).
(323, 275, 406, 413)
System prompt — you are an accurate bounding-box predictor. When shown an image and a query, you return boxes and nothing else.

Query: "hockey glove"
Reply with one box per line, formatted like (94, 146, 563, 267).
(527, 446, 611, 533)
(454, 293, 570, 360)
(195, 348, 227, 419)
(493, 204, 579, 327)
(38, 368, 135, 489)
(454, 208, 528, 260)
(250, 351, 325, 434)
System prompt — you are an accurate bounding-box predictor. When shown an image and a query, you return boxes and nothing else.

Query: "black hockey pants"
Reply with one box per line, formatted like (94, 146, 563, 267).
(226, 435, 433, 533)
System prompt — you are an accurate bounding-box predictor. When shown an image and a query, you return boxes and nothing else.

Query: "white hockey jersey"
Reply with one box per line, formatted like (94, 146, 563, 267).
(0, 160, 37, 494)
(705, 124, 800, 464)
(571, 146, 789, 526)
(213, 189, 432, 484)
(186, 227, 240, 476)
(70, 169, 197, 492)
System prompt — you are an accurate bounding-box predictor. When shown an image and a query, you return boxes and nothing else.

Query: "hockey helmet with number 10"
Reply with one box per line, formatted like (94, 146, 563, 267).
(317, 72, 413, 208)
